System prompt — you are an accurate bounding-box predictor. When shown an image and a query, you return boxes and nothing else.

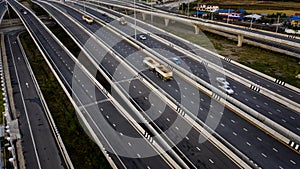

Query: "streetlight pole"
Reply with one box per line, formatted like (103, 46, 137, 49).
(276, 14, 280, 33)
(83, 0, 86, 13)
(134, 0, 137, 40)
(250, 15, 253, 29)
(187, 0, 189, 17)
(227, 9, 230, 24)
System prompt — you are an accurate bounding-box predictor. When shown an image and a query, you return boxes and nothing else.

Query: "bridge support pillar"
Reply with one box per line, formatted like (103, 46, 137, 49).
(237, 34, 244, 47)
(164, 18, 169, 27)
(194, 25, 200, 34)
(142, 13, 146, 20)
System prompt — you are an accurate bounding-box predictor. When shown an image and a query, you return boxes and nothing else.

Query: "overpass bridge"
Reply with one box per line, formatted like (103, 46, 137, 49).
(85, 0, 300, 55)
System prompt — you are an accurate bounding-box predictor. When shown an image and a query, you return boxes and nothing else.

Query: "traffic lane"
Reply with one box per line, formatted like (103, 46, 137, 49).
(149, 105, 239, 169)
(149, 23, 300, 104)
(52, 4, 241, 167)
(51, 2, 114, 29)
(14, 1, 175, 168)
(61, 0, 300, 148)
(36, 0, 148, 123)
(80, 100, 172, 169)
(5, 33, 40, 169)
(229, 79, 300, 132)
(9, 31, 67, 169)
(48, 4, 296, 167)
(141, 65, 299, 169)
(117, 77, 239, 168)
(0, 0, 6, 20)
(184, 56, 300, 135)
(131, 31, 300, 136)
(12, 33, 64, 168)
(126, 14, 300, 104)
(222, 58, 300, 104)
(198, 92, 300, 169)
(37, 2, 292, 168)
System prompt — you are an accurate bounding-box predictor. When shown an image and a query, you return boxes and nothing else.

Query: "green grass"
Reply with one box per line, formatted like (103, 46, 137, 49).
(20, 32, 111, 169)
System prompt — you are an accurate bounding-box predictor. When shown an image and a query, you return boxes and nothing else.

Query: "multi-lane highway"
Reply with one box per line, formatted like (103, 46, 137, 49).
(34, 0, 300, 168)
(7, 0, 183, 168)
(2, 0, 300, 168)
(5, 30, 66, 169)
(74, 0, 300, 139)
(34, 1, 246, 168)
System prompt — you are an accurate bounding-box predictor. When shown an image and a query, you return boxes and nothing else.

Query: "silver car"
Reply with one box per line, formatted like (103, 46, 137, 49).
(218, 85, 234, 95)
(216, 77, 230, 86)
(139, 34, 147, 40)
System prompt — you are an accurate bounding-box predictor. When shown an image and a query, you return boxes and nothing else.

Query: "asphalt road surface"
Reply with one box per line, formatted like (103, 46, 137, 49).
(7, 0, 178, 168)
(5, 30, 65, 169)
(46, 2, 300, 169)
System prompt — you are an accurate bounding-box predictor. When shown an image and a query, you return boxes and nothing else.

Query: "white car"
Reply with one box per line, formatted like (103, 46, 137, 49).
(139, 34, 147, 40)
(218, 85, 234, 95)
(216, 77, 230, 86)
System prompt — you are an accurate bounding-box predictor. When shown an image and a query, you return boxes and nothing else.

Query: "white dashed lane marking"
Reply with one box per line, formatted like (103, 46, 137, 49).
(261, 153, 267, 158)
(290, 160, 296, 165)
(273, 148, 278, 152)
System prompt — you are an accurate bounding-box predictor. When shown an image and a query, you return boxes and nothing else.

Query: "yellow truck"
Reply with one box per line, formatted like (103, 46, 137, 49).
(155, 65, 173, 80)
(143, 57, 172, 80)
(119, 17, 127, 25)
(82, 15, 94, 24)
